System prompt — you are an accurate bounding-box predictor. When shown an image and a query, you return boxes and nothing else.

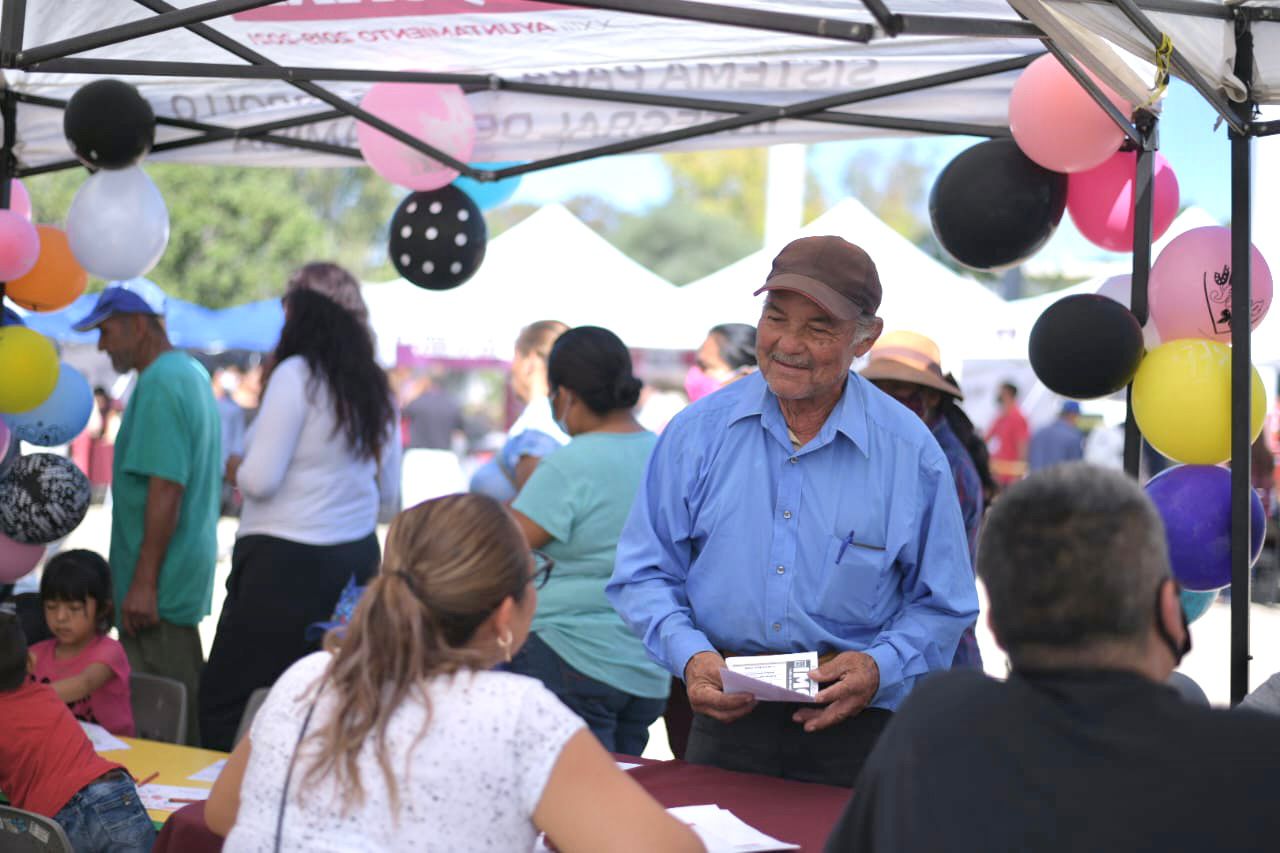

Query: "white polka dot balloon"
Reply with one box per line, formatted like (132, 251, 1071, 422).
(388, 186, 487, 291)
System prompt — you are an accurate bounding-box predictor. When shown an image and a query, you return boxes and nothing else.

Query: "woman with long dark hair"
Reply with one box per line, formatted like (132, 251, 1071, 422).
(860, 330, 990, 670)
(199, 262, 400, 751)
(507, 327, 670, 755)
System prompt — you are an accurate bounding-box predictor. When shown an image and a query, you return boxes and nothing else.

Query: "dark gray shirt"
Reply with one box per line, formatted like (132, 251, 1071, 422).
(402, 389, 462, 450)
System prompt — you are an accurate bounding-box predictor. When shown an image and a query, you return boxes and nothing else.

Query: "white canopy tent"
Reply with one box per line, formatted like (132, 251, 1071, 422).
(3, 0, 1279, 700)
(679, 196, 1013, 367)
(362, 203, 702, 362)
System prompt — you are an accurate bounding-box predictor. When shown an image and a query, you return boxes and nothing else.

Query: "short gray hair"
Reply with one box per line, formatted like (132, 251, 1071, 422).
(977, 463, 1170, 667)
(853, 313, 881, 347)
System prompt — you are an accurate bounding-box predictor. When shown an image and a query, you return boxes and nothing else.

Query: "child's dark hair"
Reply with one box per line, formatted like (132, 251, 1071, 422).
(0, 613, 28, 692)
(41, 550, 114, 633)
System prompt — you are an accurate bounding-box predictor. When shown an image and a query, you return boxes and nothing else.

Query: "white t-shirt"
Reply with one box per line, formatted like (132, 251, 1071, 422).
(225, 652, 585, 853)
(237, 356, 401, 544)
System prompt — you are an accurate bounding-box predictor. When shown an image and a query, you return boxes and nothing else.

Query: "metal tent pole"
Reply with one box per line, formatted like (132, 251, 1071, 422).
(1229, 20, 1255, 705)
(1124, 112, 1157, 478)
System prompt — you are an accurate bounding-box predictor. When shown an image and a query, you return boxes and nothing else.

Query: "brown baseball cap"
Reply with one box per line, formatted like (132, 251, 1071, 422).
(754, 235, 882, 320)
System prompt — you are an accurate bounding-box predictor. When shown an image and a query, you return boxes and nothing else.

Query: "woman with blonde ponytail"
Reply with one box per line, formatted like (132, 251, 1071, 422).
(205, 493, 701, 853)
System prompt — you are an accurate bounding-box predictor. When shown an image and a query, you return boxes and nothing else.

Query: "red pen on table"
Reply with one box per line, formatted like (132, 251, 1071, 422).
(135, 772, 159, 788)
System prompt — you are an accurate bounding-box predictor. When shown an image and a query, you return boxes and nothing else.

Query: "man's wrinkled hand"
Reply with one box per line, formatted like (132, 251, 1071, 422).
(792, 651, 879, 733)
(684, 651, 756, 723)
(121, 581, 160, 636)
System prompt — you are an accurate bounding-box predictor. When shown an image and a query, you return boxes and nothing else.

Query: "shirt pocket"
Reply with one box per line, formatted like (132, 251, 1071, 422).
(815, 533, 894, 627)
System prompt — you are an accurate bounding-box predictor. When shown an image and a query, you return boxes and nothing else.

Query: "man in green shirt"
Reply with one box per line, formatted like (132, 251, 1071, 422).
(74, 279, 221, 745)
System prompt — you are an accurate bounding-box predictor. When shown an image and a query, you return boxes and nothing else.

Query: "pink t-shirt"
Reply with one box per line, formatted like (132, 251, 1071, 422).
(29, 634, 135, 737)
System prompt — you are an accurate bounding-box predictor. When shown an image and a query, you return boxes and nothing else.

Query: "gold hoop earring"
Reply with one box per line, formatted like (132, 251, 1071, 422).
(497, 630, 514, 663)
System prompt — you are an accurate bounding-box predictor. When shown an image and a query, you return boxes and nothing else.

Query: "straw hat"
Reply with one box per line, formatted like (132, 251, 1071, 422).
(860, 331, 963, 398)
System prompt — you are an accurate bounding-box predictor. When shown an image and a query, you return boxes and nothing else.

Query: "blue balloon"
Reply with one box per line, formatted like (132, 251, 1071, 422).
(1180, 587, 1218, 624)
(452, 161, 523, 211)
(1, 306, 24, 327)
(2, 363, 93, 446)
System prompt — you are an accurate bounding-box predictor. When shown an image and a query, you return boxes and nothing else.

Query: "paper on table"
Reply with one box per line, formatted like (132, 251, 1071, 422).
(79, 721, 130, 752)
(187, 759, 227, 783)
(138, 784, 212, 813)
(720, 651, 819, 703)
(615, 761, 640, 771)
(669, 804, 801, 852)
(532, 805, 799, 853)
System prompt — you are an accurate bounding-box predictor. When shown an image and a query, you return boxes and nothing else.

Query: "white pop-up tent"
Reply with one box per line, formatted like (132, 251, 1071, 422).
(679, 196, 1013, 368)
(362, 203, 702, 362)
(4, 0, 1280, 700)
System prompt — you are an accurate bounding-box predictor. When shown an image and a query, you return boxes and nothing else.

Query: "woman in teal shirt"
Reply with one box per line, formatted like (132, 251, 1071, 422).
(508, 326, 669, 755)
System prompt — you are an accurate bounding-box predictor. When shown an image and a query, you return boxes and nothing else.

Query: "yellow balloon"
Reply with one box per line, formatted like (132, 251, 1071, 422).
(1132, 338, 1265, 465)
(0, 326, 58, 414)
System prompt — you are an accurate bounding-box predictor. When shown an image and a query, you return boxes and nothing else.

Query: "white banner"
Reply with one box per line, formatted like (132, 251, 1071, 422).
(7, 0, 1035, 169)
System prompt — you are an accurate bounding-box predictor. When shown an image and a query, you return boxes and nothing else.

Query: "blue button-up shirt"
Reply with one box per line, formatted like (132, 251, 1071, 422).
(607, 370, 978, 711)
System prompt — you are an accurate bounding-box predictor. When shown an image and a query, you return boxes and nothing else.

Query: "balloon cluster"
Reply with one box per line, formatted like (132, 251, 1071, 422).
(63, 79, 169, 281)
(354, 83, 515, 290)
(0, 86, 123, 580)
(931, 56, 1182, 270)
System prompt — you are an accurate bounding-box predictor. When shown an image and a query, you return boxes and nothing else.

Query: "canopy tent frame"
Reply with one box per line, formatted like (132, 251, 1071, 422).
(0, 0, 1266, 702)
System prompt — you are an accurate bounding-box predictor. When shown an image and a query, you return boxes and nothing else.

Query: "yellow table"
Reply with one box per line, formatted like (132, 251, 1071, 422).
(100, 737, 229, 825)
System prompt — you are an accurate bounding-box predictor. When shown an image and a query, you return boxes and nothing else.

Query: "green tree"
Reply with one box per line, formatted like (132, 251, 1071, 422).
(662, 149, 768, 241)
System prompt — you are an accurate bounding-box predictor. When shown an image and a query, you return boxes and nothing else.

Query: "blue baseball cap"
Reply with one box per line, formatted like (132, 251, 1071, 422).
(72, 277, 168, 332)
(1061, 401, 1082, 416)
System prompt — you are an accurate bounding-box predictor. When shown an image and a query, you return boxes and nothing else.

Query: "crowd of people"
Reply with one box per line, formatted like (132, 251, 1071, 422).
(4, 236, 1280, 851)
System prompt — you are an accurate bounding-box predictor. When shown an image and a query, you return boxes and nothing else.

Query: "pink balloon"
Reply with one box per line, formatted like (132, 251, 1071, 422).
(1009, 55, 1131, 174)
(1067, 151, 1180, 252)
(356, 83, 475, 191)
(0, 529, 44, 583)
(1149, 226, 1273, 342)
(8, 179, 31, 220)
(0, 210, 40, 281)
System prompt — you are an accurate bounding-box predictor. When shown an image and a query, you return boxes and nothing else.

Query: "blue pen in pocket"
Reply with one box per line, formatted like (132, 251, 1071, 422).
(836, 530, 856, 563)
(836, 530, 886, 562)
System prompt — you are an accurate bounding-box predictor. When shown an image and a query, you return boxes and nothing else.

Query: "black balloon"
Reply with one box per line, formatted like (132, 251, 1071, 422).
(64, 79, 156, 169)
(388, 187, 487, 291)
(1029, 294, 1145, 400)
(929, 139, 1068, 271)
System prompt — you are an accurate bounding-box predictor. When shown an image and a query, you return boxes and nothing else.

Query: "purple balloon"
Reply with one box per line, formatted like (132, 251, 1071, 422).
(1145, 464, 1265, 591)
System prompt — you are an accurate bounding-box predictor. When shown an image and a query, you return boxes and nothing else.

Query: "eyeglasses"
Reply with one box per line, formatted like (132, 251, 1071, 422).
(531, 551, 554, 590)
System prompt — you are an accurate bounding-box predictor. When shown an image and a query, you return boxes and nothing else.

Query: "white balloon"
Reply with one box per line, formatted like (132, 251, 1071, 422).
(66, 166, 169, 280)
(1095, 274, 1163, 350)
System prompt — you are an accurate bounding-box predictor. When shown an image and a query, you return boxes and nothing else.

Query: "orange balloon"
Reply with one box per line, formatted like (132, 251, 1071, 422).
(6, 225, 88, 312)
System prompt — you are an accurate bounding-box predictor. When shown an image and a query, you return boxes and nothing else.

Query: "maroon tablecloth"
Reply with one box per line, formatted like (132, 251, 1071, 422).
(623, 756, 850, 851)
(155, 758, 851, 853)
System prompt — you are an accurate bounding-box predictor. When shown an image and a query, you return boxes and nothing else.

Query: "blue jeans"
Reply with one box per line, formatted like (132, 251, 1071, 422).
(54, 769, 156, 853)
(507, 633, 666, 756)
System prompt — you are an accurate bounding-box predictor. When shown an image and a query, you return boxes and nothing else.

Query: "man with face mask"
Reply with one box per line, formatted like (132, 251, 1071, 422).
(825, 463, 1280, 852)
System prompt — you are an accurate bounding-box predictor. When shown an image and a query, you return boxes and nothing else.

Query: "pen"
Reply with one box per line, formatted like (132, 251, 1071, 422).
(836, 530, 856, 563)
(136, 772, 159, 788)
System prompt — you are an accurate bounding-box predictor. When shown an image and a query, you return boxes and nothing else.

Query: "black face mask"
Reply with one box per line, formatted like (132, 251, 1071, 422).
(1155, 580, 1192, 665)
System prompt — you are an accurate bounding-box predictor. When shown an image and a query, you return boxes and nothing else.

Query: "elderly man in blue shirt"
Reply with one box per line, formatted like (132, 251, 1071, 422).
(607, 236, 978, 786)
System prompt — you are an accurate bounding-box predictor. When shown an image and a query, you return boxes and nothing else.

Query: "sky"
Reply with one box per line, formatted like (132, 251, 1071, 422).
(504, 79, 1239, 275)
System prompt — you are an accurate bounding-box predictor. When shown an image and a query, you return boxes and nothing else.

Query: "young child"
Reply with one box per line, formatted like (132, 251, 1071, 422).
(0, 614, 156, 852)
(28, 550, 135, 736)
